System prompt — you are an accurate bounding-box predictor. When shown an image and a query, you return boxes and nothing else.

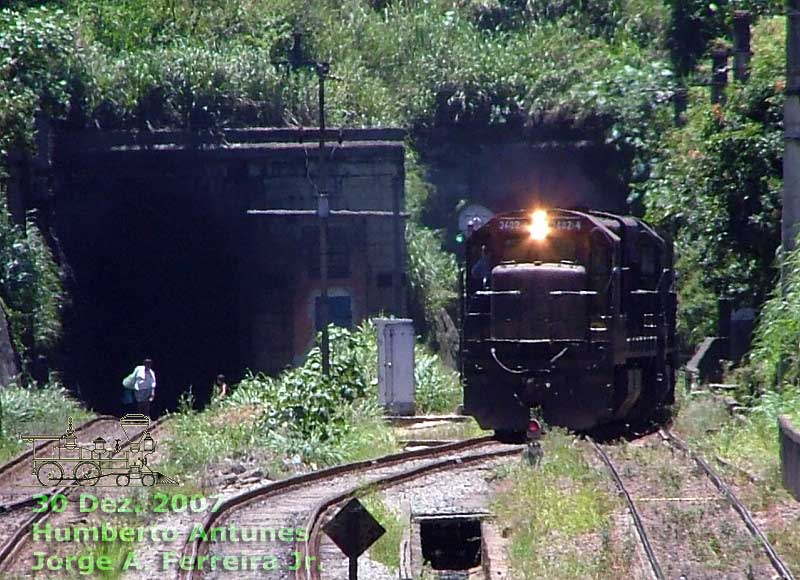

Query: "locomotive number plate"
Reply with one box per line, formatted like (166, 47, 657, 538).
(497, 219, 526, 231)
(553, 219, 582, 231)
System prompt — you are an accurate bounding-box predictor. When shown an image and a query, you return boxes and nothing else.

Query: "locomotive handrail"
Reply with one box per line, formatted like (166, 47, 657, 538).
(549, 290, 598, 296)
(486, 338, 586, 343)
(490, 347, 528, 374)
(475, 290, 521, 296)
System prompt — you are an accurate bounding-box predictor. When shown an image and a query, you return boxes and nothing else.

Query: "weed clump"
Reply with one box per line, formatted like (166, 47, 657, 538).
(0, 382, 93, 464)
(165, 320, 461, 473)
(493, 430, 627, 579)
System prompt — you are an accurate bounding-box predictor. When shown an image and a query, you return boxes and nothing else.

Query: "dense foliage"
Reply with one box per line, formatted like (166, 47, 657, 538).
(642, 16, 783, 346)
(0, 0, 683, 358)
(0, 381, 93, 463)
(666, 0, 782, 76)
(164, 321, 460, 469)
(747, 242, 800, 390)
(0, 0, 790, 369)
(0, 202, 63, 374)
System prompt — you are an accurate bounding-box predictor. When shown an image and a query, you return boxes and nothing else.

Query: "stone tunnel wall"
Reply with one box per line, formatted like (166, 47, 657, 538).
(30, 128, 405, 412)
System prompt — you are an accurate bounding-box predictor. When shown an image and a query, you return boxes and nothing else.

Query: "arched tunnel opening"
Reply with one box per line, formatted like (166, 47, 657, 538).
(53, 176, 247, 416)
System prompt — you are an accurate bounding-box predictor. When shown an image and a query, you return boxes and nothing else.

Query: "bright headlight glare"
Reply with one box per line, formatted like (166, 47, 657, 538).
(529, 210, 549, 240)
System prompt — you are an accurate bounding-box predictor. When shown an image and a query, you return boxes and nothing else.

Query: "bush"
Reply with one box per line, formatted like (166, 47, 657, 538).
(0, 381, 93, 464)
(0, 201, 63, 372)
(642, 17, 784, 349)
(746, 242, 800, 391)
(163, 318, 461, 471)
(2, 0, 680, 349)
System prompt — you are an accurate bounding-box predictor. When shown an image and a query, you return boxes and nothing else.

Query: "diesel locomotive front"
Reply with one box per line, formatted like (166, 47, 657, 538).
(460, 208, 677, 434)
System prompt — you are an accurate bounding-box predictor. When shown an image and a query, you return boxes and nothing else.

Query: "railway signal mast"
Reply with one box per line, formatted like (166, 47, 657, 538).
(316, 60, 332, 375)
(785, 0, 800, 260)
(251, 36, 407, 376)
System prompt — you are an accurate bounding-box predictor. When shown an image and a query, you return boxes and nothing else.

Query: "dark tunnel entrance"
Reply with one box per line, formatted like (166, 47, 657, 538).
(53, 177, 247, 416)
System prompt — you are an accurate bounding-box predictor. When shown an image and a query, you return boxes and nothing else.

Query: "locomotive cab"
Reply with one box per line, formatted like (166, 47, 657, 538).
(461, 208, 675, 433)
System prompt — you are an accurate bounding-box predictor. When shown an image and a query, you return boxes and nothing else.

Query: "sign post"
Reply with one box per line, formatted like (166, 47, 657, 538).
(322, 497, 386, 580)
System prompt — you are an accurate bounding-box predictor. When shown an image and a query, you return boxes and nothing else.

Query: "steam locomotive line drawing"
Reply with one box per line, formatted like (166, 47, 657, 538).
(19, 414, 174, 487)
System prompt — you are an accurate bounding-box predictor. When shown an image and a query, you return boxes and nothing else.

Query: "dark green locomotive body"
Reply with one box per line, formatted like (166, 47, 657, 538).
(461, 208, 677, 432)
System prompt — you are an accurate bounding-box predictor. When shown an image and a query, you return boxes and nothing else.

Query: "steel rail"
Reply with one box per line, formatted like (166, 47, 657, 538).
(0, 416, 169, 571)
(297, 444, 523, 580)
(178, 435, 497, 580)
(0, 416, 122, 515)
(590, 439, 666, 580)
(660, 429, 795, 580)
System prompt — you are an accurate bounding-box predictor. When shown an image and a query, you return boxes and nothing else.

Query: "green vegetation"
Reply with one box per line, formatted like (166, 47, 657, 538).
(642, 16, 784, 347)
(0, 382, 93, 464)
(674, 389, 800, 570)
(493, 429, 629, 578)
(0, 204, 63, 375)
(746, 239, 800, 390)
(0, 0, 682, 351)
(359, 491, 403, 570)
(163, 320, 460, 476)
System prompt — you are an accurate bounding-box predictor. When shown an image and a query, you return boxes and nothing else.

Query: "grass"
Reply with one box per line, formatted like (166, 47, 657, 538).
(675, 388, 798, 500)
(414, 343, 462, 414)
(326, 401, 399, 464)
(157, 321, 469, 479)
(359, 491, 404, 571)
(672, 386, 800, 571)
(396, 418, 488, 442)
(492, 429, 628, 579)
(0, 382, 94, 464)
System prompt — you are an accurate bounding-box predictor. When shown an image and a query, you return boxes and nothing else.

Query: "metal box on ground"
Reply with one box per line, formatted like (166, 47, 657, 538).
(376, 318, 416, 416)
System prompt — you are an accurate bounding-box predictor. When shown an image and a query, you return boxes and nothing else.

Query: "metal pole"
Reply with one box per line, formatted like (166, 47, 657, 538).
(317, 63, 331, 376)
(711, 49, 729, 105)
(349, 556, 357, 580)
(784, 2, 800, 258)
(392, 171, 403, 315)
(780, 0, 800, 386)
(732, 11, 752, 82)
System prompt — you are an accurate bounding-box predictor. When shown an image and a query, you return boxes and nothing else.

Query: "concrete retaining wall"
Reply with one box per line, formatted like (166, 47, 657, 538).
(779, 415, 800, 501)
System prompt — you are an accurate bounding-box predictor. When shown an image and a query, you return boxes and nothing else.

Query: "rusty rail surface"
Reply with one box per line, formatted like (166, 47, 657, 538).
(661, 428, 795, 580)
(590, 439, 665, 580)
(0, 416, 170, 571)
(296, 444, 523, 580)
(178, 435, 499, 580)
(780, 415, 800, 502)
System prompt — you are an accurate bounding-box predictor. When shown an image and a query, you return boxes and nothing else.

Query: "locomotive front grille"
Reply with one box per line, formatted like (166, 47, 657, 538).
(490, 262, 588, 341)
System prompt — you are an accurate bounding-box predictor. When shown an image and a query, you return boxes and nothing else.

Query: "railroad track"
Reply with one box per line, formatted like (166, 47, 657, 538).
(591, 431, 795, 580)
(590, 438, 665, 580)
(180, 435, 522, 580)
(0, 415, 121, 561)
(0, 415, 117, 503)
(659, 428, 795, 580)
(0, 416, 169, 575)
(383, 415, 472, 426)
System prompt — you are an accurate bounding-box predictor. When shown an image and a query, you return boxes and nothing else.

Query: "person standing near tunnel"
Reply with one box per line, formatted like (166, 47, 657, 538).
(125, 358, 156, 417)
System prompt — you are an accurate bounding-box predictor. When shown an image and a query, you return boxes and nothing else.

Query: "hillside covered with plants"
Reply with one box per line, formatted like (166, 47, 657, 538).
(0, 0, 792, 396)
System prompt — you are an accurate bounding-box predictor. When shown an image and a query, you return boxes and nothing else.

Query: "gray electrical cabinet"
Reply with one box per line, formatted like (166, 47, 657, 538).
(376, 318, 416, 416)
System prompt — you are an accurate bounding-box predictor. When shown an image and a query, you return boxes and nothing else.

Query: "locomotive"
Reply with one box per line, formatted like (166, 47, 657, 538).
(460, 208, 677, 434)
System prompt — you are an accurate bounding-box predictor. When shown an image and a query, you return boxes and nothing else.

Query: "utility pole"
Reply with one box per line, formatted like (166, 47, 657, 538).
(784, 0, 800, 258)
(316, 62, 332, 376)
(710, 48, 729, 105)
(732, 11, 752, 82)
(252, 37, 408, 375)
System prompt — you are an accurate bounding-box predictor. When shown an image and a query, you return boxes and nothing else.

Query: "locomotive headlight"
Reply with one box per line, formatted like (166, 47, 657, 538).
(529, 210, 550, 240)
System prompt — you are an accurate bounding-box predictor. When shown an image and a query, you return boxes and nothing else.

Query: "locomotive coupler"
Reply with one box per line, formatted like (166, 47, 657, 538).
(521, 371, 552, 405)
